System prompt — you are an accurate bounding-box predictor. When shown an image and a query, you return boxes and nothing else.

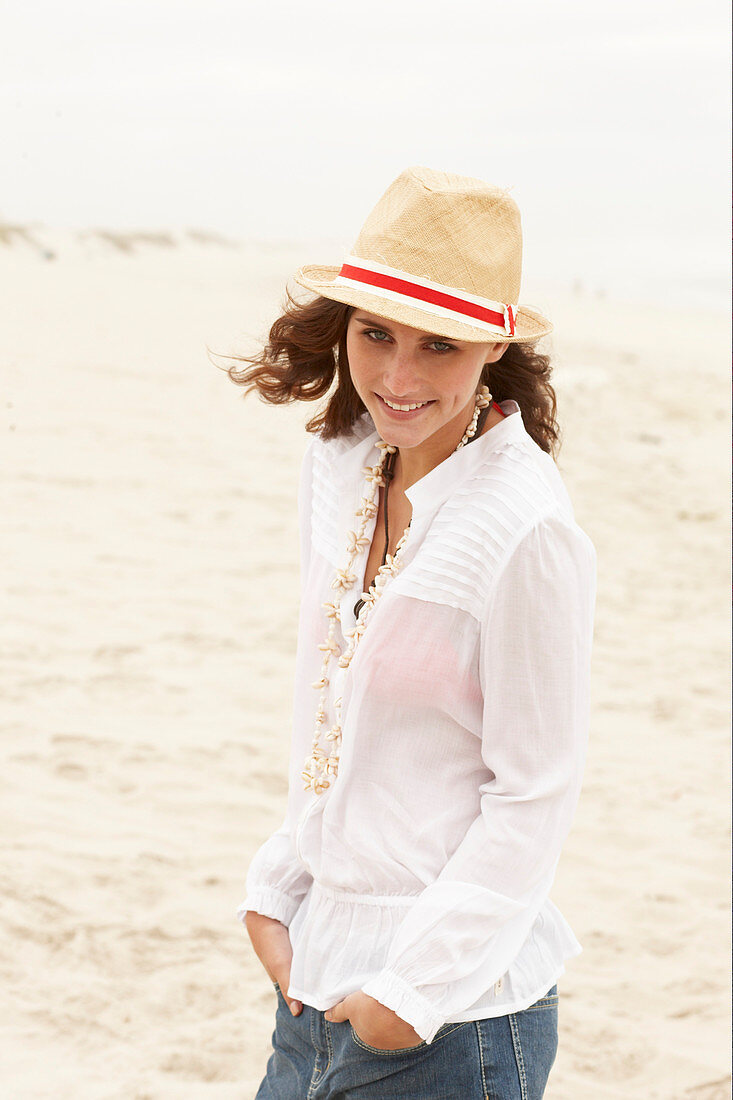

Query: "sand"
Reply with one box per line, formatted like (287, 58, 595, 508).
(1, 227, 730, 1098)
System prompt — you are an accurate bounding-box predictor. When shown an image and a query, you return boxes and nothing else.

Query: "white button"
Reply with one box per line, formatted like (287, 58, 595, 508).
(494, 977, 503, 994)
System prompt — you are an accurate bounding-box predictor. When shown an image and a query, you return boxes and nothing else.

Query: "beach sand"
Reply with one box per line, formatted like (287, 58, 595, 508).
(1, 228, 730, 1098)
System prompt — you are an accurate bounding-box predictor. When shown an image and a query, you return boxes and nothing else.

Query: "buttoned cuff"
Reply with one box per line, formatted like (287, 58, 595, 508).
(360, 969, 445, 1045)
(237, 887, 302, 929)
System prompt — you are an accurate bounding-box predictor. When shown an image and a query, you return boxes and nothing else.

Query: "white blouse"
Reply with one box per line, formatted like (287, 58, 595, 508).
(239, 400, 597, 1045)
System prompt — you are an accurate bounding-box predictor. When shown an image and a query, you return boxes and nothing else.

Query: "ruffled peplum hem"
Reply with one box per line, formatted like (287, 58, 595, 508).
(286, 880, 419, 1010)
(283, 880, 582, 1026)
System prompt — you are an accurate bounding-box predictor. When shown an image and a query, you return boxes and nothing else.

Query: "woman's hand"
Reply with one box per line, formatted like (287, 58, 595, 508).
(325, 991, 423, 1050)
(244, 911, 303, 1016)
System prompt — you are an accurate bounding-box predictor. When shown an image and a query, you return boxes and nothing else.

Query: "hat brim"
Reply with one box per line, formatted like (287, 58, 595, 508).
(292, 265, 552, 344)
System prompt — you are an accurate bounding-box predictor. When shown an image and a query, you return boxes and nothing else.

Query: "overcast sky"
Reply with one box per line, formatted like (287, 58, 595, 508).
(2, 0, 730, 304)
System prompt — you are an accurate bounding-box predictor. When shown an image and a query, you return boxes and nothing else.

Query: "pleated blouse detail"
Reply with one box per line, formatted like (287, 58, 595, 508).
(239, 401, 597, 1045)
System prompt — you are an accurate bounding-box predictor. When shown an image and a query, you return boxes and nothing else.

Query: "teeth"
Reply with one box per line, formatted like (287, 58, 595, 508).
(382, 398, 429, 412)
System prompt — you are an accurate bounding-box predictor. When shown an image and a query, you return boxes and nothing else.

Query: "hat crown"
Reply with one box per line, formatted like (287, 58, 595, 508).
(352, 166, 523, 303)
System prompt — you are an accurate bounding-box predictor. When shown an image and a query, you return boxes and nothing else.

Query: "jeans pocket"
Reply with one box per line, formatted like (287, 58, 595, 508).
(349, 1020, 469, 1057)
(349, 1024, 426, 1056)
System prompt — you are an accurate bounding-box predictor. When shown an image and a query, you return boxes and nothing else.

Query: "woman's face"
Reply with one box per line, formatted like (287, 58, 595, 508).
(345, 310, 508, 455)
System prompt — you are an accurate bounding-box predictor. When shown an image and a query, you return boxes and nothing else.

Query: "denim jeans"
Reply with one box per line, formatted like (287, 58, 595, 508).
(254, 982, 559, 1099)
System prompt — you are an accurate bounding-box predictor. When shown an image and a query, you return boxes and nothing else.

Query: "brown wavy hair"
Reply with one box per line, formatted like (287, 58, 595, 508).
(222, 290, 561, 457)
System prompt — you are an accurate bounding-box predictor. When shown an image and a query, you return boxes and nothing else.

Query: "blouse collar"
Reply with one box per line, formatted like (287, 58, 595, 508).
(404, 400, 525, 519)
(331, 400, 527, 523)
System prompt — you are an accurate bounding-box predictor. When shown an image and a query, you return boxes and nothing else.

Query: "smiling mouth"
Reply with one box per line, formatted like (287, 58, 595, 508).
(379, 395, 434, 412)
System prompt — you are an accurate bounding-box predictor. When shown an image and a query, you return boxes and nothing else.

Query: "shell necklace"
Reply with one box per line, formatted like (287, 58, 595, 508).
(301, 384, 493, 794)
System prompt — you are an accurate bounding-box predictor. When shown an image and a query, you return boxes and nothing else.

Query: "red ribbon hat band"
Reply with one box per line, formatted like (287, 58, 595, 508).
(334, 254, 517, 338)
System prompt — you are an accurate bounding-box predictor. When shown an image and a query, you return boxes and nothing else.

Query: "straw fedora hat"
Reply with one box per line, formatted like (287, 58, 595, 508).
(294, 165, 552, 344)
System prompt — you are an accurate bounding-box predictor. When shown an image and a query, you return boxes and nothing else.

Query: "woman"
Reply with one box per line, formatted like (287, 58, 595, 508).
(234, 166, 596, 1099)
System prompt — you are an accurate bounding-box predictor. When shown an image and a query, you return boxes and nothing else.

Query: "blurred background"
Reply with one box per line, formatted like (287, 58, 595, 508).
(2, 0, 730, 307)
(1, 2, 730, 1098)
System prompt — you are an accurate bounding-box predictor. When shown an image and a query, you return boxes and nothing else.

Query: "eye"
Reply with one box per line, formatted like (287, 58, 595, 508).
(361, 329, 456, 354)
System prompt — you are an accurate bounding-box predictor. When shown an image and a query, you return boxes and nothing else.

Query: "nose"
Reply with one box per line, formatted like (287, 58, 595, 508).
(382, 348, 423, 399)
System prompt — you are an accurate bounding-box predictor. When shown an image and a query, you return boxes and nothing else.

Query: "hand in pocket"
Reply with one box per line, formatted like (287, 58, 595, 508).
(244, 910, 303, 1016)
(325, 991, 422, 1050)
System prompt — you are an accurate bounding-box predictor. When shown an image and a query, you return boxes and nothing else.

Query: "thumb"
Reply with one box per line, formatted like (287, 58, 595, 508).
(324, 998, 347, 1023)
(273, 967, 302, 1017)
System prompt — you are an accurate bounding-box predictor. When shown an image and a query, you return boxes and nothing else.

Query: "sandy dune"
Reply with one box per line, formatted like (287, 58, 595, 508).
(1, 228, 729, 1098)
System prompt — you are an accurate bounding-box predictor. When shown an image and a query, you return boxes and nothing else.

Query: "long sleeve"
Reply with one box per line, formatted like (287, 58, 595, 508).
(236, 439, 317, 928)
(360, 512, 597, 1042)
(237, 819, 313, 928)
